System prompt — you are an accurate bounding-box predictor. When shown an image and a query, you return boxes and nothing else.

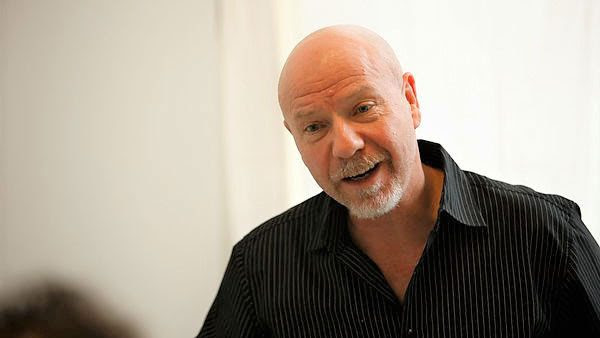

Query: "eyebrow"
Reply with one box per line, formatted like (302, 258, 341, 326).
(292, 109, 316, 121)
(343, 85, 375, 101)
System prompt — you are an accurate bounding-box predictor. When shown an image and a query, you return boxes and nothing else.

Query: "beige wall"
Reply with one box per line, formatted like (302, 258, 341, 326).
(0, 1, 225, 336)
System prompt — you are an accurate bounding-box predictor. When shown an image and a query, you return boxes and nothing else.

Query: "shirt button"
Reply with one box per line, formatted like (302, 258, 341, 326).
(407, 328, 415, 337)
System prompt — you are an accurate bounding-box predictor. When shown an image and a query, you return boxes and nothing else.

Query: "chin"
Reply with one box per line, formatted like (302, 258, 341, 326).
(338, 180, 405, 220)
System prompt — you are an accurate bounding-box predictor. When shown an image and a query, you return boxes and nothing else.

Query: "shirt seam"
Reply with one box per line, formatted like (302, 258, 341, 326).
(562, 208, 593, 293)
(468, 180, 574, 219)
(554, 211, 575, 302)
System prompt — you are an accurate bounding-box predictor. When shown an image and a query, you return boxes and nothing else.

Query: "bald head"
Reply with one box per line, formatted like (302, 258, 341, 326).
(278, 25, 404, 117)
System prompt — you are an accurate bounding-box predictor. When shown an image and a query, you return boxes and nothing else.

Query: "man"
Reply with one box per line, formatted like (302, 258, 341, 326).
(198, 25, 600, 337)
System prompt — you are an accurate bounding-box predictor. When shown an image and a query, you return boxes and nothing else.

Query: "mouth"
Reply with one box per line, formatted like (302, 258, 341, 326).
(343, 162, 381, 182)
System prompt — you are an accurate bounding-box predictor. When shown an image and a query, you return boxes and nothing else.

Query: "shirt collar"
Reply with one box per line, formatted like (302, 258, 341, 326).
(418, 139, 487, 228)
(306, 139, 487, 253)
(306, 192, 347, 252)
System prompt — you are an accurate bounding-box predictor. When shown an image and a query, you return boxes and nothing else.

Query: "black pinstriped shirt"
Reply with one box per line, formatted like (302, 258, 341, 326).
(198, 140, 600, 338)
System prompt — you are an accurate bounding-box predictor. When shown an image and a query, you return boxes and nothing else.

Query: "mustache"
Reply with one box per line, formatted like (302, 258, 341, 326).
(331, 152, 388, 181)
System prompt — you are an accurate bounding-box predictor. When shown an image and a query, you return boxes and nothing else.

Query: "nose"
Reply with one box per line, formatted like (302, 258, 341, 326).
(331, 119, 364, 159)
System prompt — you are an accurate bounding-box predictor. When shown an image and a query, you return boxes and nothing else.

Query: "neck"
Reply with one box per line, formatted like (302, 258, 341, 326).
(348, 163, 445, 249)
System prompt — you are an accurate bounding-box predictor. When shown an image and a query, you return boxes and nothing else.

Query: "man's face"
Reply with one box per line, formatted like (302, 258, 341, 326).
(280, 46, 421, 219)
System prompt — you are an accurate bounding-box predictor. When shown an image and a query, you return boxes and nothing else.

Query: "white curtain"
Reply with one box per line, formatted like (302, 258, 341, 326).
(218, 0, 291, 244)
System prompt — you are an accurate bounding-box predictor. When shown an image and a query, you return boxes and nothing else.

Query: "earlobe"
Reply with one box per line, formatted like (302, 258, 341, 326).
(412, 108, 421, 129)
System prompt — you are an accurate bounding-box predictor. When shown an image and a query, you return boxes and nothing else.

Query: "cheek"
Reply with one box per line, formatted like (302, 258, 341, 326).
(384, 114, 415, 141)
(372, 119, 416, 161)
(372, 124, 399, 150)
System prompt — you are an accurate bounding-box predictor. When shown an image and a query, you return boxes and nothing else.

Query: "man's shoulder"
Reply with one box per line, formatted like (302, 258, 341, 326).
(464, 170, 581, 229)
(234, 192, 329, 250)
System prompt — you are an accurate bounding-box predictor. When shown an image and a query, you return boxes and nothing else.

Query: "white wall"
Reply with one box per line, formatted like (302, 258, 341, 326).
(0, 1, 224, 336)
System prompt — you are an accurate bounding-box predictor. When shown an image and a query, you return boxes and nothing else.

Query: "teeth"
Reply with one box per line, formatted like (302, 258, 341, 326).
(349, 173, 368, 181)
(350, 171, 369, 179)
(346, 163, 377, 180)
(348, 171, 367, 180)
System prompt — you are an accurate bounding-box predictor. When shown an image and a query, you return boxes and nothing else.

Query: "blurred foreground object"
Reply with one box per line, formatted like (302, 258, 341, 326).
(0, 281, 138, 338)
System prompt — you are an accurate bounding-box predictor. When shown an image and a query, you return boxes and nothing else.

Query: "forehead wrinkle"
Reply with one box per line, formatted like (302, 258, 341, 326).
(291, 73, 364, 104)
(333, 83, 378, 103)
(291, 75, 382, 117)
(288, 73, 365, 116)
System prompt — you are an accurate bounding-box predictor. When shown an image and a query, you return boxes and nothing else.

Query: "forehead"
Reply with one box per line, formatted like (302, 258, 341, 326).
(281, 48, 388, 113)
(287, 46, 374, 89)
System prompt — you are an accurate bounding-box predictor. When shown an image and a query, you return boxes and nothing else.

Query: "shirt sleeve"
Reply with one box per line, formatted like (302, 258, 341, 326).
(197, 242, 265, 338)
(552, 204, 600, 336)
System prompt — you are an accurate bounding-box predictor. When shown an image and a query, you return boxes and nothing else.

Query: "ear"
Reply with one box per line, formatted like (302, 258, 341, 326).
(402, 72, 421, 129)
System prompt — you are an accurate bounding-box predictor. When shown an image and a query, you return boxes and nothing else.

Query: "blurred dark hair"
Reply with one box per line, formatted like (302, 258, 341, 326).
(0, 281, 138, 338)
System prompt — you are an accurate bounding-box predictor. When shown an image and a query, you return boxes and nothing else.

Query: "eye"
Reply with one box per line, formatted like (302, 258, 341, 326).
(304, 123, 323, 133)
(355, 103, 374, 115)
